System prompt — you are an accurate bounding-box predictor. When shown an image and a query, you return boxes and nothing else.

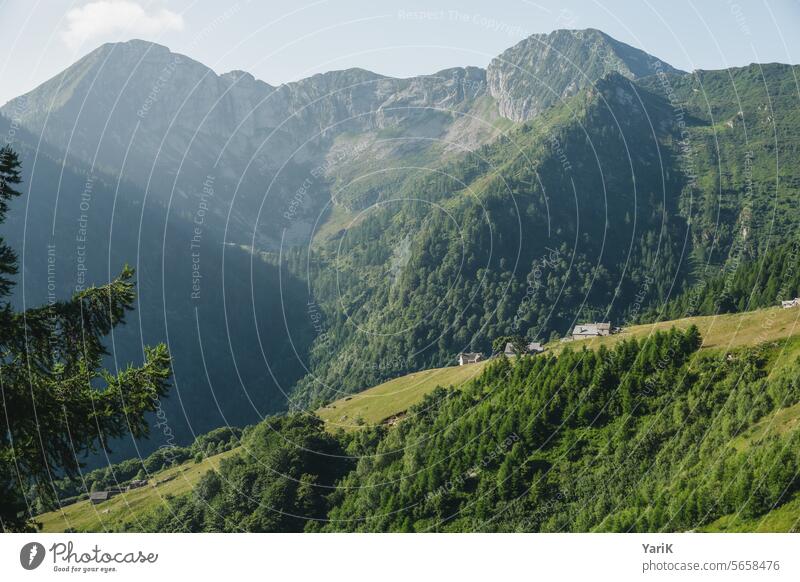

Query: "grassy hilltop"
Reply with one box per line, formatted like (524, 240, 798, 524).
(318, 305, 800, 433)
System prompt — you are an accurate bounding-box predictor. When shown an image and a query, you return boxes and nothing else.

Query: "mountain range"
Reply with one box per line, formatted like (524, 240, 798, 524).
(2, 27, 799, 456)
(1, 28, 679, 249)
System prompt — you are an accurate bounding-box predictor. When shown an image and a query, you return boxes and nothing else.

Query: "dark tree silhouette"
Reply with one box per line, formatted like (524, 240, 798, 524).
(0, 146, 172, 531)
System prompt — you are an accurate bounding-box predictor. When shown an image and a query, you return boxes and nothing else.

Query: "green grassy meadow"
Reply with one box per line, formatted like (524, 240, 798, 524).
(36, 448, 239, 532)
(317, 360, 488, 431)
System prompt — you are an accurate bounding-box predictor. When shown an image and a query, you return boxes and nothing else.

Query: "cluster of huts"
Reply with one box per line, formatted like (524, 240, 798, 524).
(457, 321, 618, 366)
(89, 478, 148, 505)
(455, 295, 800, 368)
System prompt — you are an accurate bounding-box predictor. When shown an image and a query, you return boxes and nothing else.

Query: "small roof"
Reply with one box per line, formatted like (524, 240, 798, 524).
(572, 322, 611, 335)
(89, 491, 110, 500)
(573, 325, 597, 335)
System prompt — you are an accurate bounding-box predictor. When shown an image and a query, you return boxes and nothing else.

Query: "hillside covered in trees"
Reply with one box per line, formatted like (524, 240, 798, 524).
(116, 326, 800, 532)
(288, 63, 800, 407)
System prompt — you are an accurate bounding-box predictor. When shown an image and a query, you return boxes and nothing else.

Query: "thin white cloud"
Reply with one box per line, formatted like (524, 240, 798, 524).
(61, 1, 184, 50)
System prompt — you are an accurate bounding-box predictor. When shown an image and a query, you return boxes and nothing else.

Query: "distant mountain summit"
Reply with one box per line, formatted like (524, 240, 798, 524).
(487, 28, 684, 122)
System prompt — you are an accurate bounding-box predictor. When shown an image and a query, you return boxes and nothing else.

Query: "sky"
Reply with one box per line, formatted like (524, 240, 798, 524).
(0, 0, 799, 105)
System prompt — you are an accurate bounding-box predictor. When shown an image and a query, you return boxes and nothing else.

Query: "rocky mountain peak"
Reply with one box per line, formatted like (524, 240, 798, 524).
(487, 28, 683, 122)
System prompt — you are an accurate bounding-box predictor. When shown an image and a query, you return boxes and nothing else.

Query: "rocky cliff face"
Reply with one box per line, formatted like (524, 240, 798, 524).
(2, 31, 682, 247)
(486, 28, 683, 122)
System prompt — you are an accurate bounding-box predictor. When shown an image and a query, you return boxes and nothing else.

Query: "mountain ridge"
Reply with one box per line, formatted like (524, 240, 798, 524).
(1, 29, 685, 250)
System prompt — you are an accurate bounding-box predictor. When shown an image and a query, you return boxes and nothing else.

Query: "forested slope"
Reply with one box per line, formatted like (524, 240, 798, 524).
(118, 326, 800, 533)
(291, 73, 692, 406)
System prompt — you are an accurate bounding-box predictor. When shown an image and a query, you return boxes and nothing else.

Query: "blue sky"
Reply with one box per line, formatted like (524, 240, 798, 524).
(1, 0, 798, 105)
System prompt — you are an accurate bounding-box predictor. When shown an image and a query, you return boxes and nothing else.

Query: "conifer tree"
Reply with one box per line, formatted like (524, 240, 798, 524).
(0, 146, 172, 531)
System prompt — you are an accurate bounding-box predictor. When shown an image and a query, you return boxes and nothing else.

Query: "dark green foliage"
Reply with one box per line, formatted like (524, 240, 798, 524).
(0, 146, 21, 301)
(190, 426, 245, 457)
(644, 239, 800, 321)
(131, 415, 350, 532)
(0, 148, 173, 531)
